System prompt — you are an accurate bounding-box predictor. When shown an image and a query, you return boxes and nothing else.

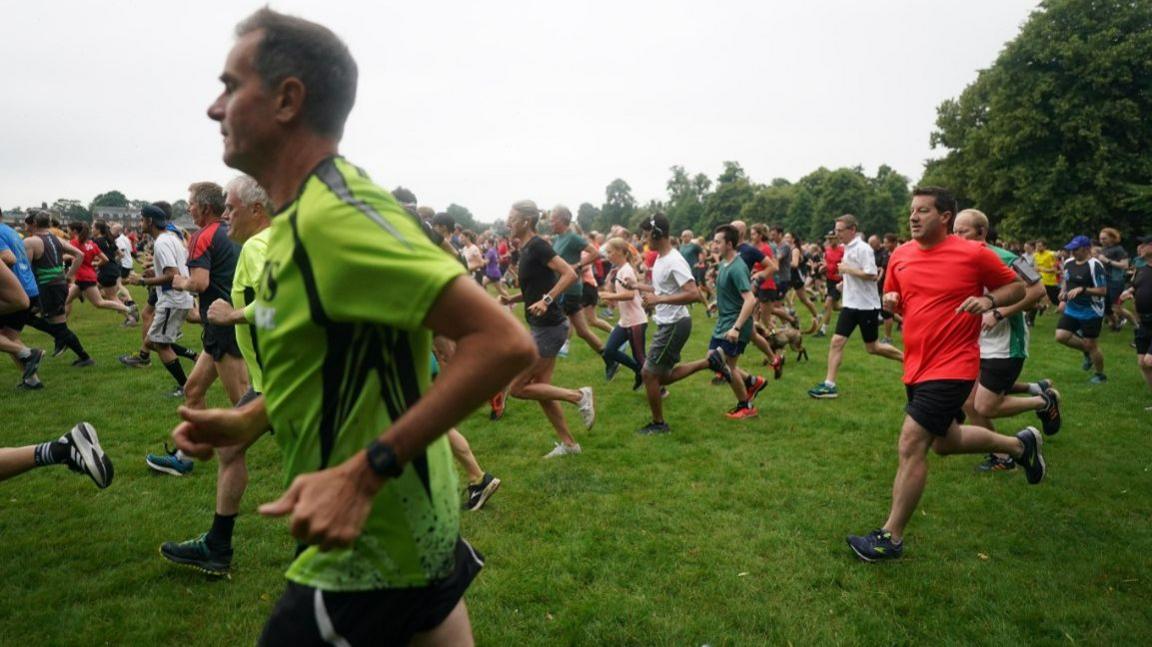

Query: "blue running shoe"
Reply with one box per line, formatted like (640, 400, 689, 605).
(160, 532, 232, 576)
(847, 528, 903, 562)
(145, 444, 193, 476)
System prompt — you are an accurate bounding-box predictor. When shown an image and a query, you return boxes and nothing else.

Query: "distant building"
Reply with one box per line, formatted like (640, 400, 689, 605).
(92, 205, 141, 225)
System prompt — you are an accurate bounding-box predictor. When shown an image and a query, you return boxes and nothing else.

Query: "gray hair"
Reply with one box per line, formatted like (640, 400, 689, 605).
(226, 175, 273, 213)
(550, 204, 572, 223)
(235, 8, 358, 139)
(188, 181, 226, 216)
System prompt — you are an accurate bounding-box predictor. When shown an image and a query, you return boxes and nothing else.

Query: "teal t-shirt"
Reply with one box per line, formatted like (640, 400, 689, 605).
(713, 256, 753, 342)
(679, 242, 702, 268)
(551, 231, 588, 297)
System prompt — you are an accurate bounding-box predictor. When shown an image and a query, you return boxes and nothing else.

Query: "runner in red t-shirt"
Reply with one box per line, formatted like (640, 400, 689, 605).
(64, 222, 136, 326)
(816, 233, 844, 336)
(846, 187, 1047, 563)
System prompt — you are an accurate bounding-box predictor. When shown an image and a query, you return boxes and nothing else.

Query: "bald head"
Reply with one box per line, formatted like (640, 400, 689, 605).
(954, 209, 989, 242)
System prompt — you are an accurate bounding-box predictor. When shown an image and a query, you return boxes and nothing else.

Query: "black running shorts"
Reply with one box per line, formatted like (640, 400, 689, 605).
(202, 323, 243, 361)
(1057, 314, 1102, 339)
(1135, 324, 1151, 355)
(978, 357, 1025, 395)
(904, 379, 973, 437)
(834, 307, 880, 343)
(258, 538, 483, 647)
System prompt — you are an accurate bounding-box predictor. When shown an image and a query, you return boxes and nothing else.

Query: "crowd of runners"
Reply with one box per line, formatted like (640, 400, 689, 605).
(1, 7, 1150, 645)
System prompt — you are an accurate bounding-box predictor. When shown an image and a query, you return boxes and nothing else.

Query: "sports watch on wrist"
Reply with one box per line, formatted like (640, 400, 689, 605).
(984, 294, 997, 310)
(992, 309, 1005, 321)
(543, 293, 554, 305)
(365, 440, 403, 478)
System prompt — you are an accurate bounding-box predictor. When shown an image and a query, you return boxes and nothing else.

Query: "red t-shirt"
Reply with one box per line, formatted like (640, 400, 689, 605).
(754, 243, 776, 290)
(883, 235, 1018, 385)
(643, 249, 659, 269)
(71, 238, 101, 283)
(823, 244, 844, 282)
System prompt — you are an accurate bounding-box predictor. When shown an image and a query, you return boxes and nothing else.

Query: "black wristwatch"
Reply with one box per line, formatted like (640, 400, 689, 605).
(985, 294, 997, 310)
(365, 440, 403, 478)
(992, 309, 1005, 321)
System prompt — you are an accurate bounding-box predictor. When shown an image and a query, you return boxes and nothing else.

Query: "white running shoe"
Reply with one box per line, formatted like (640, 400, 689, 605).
(544, 442, 582, 459)
(577, 386, 595, 430)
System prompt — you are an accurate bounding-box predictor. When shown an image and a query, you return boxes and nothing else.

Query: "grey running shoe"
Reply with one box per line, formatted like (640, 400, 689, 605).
(21, 348, 44, 383)
(577, 386, 595, 430)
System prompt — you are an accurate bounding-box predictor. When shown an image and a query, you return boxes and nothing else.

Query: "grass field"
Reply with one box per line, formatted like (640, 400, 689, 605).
(1, 292, 1150, 645)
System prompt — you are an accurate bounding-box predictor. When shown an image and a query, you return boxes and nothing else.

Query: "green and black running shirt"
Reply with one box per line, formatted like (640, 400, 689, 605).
(254, 156, 465, 591)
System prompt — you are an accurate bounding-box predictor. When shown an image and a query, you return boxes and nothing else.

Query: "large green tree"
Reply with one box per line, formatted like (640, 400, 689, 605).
(576, 202, 601, 233)
(89, 190, 129, 211)
(665, 165, 712, 234)
(924, 0, 1152, 241)
(699, 161, 754, 233)
(599, 179, 636, 230)
(51, 199, 90, 223)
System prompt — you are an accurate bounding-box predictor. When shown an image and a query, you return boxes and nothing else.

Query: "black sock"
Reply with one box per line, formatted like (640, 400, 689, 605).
(125, 300, 136, 307)
(205, 513, 237, 550)
(138, 349, 151, 361)
(171, 344, 197, 360)
(34, 440, 70, 466)
(738, 400, 749, 409)
(164, 359, 188, 387)
(48, 322, 88, 360)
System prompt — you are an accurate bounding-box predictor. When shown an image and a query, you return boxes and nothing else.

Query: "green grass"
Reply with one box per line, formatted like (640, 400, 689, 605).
(2, 292, 1150, 645)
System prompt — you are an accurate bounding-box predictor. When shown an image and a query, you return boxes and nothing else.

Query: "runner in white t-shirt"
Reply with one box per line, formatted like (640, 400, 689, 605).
(808, 214, 903, 399)
(627, 214, 733, 435)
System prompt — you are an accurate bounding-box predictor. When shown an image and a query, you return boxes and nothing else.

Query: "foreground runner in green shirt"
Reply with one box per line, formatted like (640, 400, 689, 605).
(173, 8, 534, 644)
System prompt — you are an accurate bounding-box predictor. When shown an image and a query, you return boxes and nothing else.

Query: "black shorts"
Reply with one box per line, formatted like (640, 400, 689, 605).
(202, 323, 243, 360)
(37, 284, 68, 319)
(258, 538, 483, 647)
(825, 279, 841, 302)
(1045, 285, 1060, 305)
(97, 272, 120, 288)
(1057, 314, 1102, 339)
(790, 274, 805, 291)
(1135, 325, 1151, 355)
(0, 305, 32, 331)
(834, 308, 880, 343)
(581, 283, 598, 308)
(120, 266, 132, 279)
(76, 280, 97, 291)
(756, 286, 780, 303)
(979, 357, 1025, 395)
(147, 288, 158, 307)
(904, 380, 973, 437)
(708, 335, 748, 358)
(561, 292, 582, 315)
(692, 267, 707, 286)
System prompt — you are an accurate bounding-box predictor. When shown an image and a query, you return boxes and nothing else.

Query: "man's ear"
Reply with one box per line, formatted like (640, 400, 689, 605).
(275, 77, 306, 125)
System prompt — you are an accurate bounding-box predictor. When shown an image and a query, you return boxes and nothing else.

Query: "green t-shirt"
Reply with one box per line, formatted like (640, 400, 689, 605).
(679, 242, 702, 268)
(231, 227, 270, 393)
(551, 230, 588, 297)
(713, 256, 754, 342)
(253, 156, 466, 591)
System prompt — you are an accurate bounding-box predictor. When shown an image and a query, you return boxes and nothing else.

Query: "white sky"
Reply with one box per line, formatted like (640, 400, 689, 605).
(1, 0, 1040, 222)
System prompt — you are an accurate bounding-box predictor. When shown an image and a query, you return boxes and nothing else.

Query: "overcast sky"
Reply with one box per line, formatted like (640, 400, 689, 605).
(1, 0, 1040, 222)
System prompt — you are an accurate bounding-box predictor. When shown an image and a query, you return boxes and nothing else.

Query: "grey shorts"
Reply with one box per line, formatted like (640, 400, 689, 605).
(531, 320, 570, 359)
(644, 317, 693, 375)
(147, 306, 188, 345)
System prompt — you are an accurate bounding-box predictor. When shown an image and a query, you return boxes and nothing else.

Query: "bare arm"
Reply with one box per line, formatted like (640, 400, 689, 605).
(173, 267, 210, 293)
(0, 261, 29, 315)
(0, 249, 15, 266)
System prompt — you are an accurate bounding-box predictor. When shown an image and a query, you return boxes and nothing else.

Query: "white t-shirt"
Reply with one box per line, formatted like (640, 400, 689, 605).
(651, 249, 694, 325)
(116, 234, 134, 270)
(153, 230, 193, 309)
(840, 235, 881, 310)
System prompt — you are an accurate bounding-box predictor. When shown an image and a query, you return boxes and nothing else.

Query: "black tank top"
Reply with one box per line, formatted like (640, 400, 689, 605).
(32, 234, 66, 286)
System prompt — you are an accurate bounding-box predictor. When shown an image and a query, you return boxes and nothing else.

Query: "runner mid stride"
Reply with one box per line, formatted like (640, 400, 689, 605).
(173, 9, 535, 644)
